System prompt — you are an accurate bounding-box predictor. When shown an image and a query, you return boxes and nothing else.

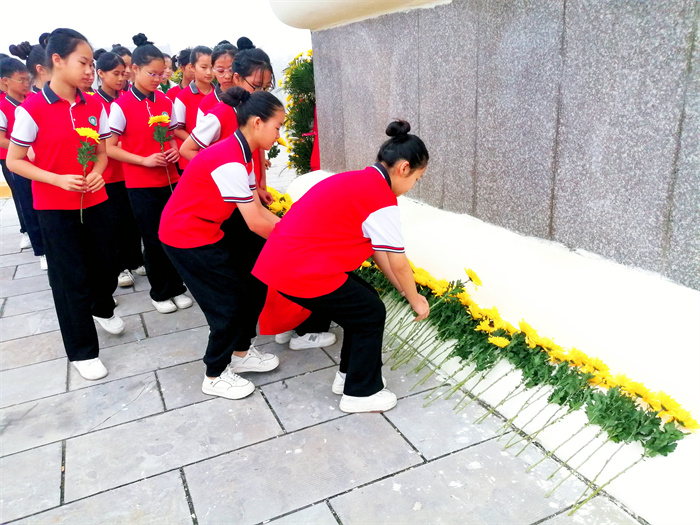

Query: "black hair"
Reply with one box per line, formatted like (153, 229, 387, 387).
(8, 41, 32, 60)
(93, 48, 107, 61)
(221, 87, 284, 127)
(211, 44, 236, 65)
(96, 51, 125, 72)
(111, 43, 131, 57)
(131, 33, 163, 67)
(377, 120, 429, 170)
(172, 48, 191, 70)
(39, 33, 51, 48)
(45, 28, 91, 71)
(0, 54, 8, 61)
(217, 40, 232, 46)
(0, 57, 28, 78)
(190, 45, 212, 66)
(233, 39, 273, 86)
(9, 41, 48, 80)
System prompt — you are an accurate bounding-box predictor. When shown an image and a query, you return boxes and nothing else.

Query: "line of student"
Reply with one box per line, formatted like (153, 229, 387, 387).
(2, 28, 431, 413)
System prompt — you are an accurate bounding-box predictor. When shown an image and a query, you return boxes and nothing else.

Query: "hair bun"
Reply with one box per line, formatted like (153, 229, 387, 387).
(9, 41, 32, 61)
(93, 48, 107, 61)
(221, 86, 252, 108)
(236, 37, 255, 50)
(38, 33, 50, 49)
(386, 120, 411, 138)
(132, 33, 152, 47)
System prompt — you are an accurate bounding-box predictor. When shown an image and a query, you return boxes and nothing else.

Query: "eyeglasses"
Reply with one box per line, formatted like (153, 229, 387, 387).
(5, 78, 31, 85)
(144, 71, 164, 79)
(213, 68, 233, 77)
(242, 76, 273, 92)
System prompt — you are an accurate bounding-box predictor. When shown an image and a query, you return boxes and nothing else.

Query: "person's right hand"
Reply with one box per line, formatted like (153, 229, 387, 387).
(409, 294, 430, 321)
(54, 174, 87, 192)
(141, 153, 168, 167)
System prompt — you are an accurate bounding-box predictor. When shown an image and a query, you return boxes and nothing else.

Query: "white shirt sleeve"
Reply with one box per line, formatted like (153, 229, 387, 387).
(0, 108, 7, 132)
(190, 113, 221, 148)
(248, 165, 257, 191)
(361, 205, 405, 253)
(195, 108, 205, 127)
(173, 98, 186, 129)
(98, 106, 111, 140)
(167, 100, 178, 131)
(9, 107, 38, 147)
(211, 162, 254, 203)
(109, 103, 126, 136)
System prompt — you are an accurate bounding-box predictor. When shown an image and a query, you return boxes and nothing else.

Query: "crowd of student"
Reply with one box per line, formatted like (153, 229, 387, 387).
(1, 28, 430, 413)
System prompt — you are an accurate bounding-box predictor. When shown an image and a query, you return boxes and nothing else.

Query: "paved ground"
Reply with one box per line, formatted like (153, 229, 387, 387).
(0, 162, 646, 524)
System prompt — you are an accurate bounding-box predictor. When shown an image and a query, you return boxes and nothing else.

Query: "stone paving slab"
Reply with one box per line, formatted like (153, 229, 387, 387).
(0, 274, 50, 299)
(238, 343, 336, 387)
(0, 357, 67, 409)
(0, 330, 66, 371)
(13, 261, 46, 280)
(329, 437, 589, 525)
(141, 303, 207, 337)
(64, 393, 282, 502)
(95, 312, 146, 346)
(184, 414, 423, 525)
(0, 251, 37, 268)
(13, 471, 193, 525)
(0, 372, 163, 457)
(0, 442, 62, 522)
(0, 232, 22, 255)
(113, 290, 157, 316)
(156, 361, 210, 410)
(268, 503, 338, 525)
(1, 289, 54, 317)
(0, 265, 15, 281)
(0, 308, 59, 342)
(67, 328, 207, 391)
(262, 366, 343, 432)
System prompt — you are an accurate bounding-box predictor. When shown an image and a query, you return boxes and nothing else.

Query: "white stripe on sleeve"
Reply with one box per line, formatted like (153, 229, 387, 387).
(362, 205, 405, 253)
(98, 106, 111, 139)
(190, 113, 221, 149)
(173, 98, 186, 129)
(0, 108, 7, 132)
(108, 103, 126, 135)
(211, 162, 254, 203)
(9, 107, 38, 147)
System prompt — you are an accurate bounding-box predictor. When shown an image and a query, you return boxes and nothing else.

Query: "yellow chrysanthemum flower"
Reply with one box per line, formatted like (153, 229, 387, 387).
(488, 336, 510, 348)
(268, 202, 283, 214)
(266, 186, 282, 200)
(475, 319, 497, 333)
(307, 49, 313, 56)
(547, 347, 569, 363)
(519, 320, 539, 339)
(566, 348, 590, 368)
(428, 278, 450, 297)
(467, 302, 484, 320)
(148, 115, 170, 126)
(657, 391, 681, 412)
(361, 260, 372, 268)
(277, 137, 288, 147)
(643, 392, 662, 412)
(456, 291, 471, 306)
(625, 380, 651, 400)
(504, 321, 518, 335)
(465, 268, 482, 287)
(75, 127, 100, 143)
(668, 407, 699, 431)
(580, 356, 609, 376)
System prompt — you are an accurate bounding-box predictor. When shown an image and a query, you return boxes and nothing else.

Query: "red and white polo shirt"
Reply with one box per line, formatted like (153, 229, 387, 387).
(173, 81, 211, 169)
(159, 129, 256, 249)
(11, 84, 110, 210)
(0, 94, 22, 160)
(196, 85, 222, 125)
(93, 88, 124, 184)
(252, 163, 405, 298)
(109, 85, 179, 188)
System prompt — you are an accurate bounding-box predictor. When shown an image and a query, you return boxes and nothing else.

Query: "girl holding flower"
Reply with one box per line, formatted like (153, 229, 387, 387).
(159, 88, 283, 400)
(7, 28, 124, 380)
(106, 33, 191, 314)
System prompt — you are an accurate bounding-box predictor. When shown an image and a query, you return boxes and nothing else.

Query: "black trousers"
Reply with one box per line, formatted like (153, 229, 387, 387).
(163, 210, 267, 377)
(127, 186, 186, 301)
(1, 159, 27, 234)
(12, 171, 45, 256)
(104, 181, 143, 272)
(283, 273, 385, 397)
(37, 202, 118, 361)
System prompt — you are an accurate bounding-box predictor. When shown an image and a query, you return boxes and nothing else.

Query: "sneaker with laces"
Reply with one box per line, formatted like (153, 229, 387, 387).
(19, 232, 31, 250)
(72, 357, 108, 380)
(339, 389, 397, 413)
(132, 265, 147, 276)
(93, 314, 126, 335)
(202, 369, 255, 399)
(152, 298, 177, 313)
(230, 345, 279, 373)
(274, 330, 294, 344)
(39, 255, 48, 271)
(172, 293, 193, 309)
(289, 332, 337, 350)
(332, 371, 386, 395)
(117, 270, 134, 287)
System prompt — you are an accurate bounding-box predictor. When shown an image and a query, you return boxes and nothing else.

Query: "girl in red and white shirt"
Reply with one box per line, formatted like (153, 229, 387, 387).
(160, 88, 284, 400)
(8, 28, 124, 381)
(253, 120, 431, 413)
(106, 33, 191, 315)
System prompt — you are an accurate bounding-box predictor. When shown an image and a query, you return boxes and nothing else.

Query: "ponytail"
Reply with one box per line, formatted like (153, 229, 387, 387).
(377, 120, 429, 170)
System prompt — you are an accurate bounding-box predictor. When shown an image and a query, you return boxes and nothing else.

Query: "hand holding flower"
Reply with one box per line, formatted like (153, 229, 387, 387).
(163, 146, 180, 163)
(54, 174, 88, 192)
(141, 152, 169, 167)
(85, 171, 105, 192)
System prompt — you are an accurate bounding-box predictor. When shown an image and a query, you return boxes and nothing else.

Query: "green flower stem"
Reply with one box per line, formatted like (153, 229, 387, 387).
(475, 380, 527, 425)
(422, 364, 476, 407)
(567, 454, 646, 515)
(496, 386, 550, 440)
(502, 388, 564, 447)
(546, 430, 604, 480)
(456, 367, 517, 413)
(511, 406, 573, 454)
(545, 438, 610, 498)
(80, 164, 86, 224)
(571, 442, 626, 508)
(527, 422, 591, 472)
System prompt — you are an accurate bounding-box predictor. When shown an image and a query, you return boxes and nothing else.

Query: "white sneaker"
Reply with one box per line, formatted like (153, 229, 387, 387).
(19, 232, 31, 250)
(172, 293, 193, 309)
(230, 345, 279, 373)
(72, 358, 108, 380)
(289, 332, 337, 350)
(202, 368, 255, 399)
(133, 265, 147, 276)
(93, 314, 126, 335)
(274, 330, 294, 344)
(152, 298, 177, 313)
(332, 371, 386, 395)
(117, 270, 134, 287)
(39, 255, 48, 271)
(339, 389, 397, 413)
